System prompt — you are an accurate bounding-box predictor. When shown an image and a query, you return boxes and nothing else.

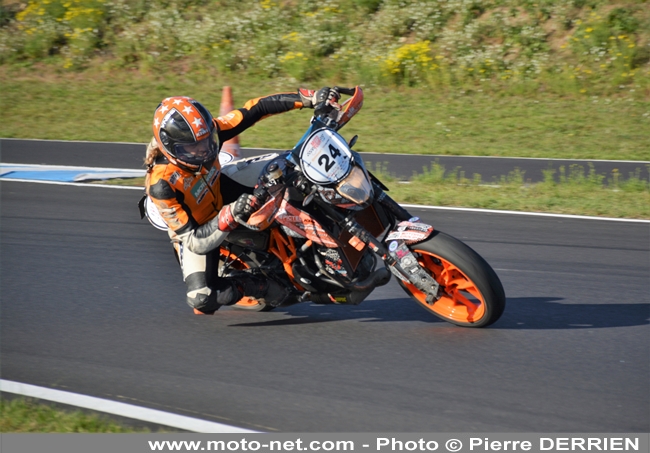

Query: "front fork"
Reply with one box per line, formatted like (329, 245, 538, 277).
(339, 191, 441, 303)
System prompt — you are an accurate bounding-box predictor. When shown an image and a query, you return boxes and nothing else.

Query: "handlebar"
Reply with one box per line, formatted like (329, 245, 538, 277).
(333, 86, 356, 96)
(314, 87, 356, 123)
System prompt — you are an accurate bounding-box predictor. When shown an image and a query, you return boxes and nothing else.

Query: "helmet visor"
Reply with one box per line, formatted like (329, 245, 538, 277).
(173, 132, 219, 166)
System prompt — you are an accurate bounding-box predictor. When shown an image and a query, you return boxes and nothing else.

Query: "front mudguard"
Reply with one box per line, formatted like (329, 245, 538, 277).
(384, 220, 435, 246)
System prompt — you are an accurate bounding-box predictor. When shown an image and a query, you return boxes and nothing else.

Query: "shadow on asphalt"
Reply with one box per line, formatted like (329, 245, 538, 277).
(493, 297, 650, 330)
(226, 297, 650, 330)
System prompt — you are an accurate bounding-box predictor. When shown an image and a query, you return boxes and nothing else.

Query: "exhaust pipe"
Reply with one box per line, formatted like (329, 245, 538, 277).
(310, 267, 392, 305)
(349, 267, 391, 291)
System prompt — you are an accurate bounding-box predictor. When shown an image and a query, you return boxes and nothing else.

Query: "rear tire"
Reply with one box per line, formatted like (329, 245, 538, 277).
(397, 231, 505, 327)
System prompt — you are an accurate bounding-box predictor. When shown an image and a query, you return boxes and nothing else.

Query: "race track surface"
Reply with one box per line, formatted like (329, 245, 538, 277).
(1, 141, 648, 432)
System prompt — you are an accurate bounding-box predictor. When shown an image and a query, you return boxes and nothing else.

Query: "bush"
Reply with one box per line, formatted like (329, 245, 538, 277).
(0, 0, 648, 94)
(8, 0, 107, 67)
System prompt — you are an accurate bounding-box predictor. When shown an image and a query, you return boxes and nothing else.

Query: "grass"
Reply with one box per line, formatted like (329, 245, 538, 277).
(0, 67, 648, 161)
(0, 66, 645, 220)
(0, 396, 156, 433)
(373, 163, 650, 219)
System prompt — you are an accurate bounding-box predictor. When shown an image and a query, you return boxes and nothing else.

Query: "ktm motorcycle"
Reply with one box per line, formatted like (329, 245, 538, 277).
(145, 87, 506, 327)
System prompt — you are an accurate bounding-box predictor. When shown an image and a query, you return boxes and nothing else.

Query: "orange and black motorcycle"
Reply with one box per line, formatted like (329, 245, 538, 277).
(148, 87, 506, 327)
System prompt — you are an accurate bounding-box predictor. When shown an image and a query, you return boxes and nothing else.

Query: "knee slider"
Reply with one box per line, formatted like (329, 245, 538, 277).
(186, 287, 214, 311)
(187, 283, 241, 310)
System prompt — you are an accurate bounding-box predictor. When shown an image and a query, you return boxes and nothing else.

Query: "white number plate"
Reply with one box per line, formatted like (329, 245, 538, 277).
(299, 128, 352, 184)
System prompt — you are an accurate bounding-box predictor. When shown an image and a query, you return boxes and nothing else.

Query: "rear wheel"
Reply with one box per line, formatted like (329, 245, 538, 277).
(397, 231, 505, 327)
(218, 248, 274, 312)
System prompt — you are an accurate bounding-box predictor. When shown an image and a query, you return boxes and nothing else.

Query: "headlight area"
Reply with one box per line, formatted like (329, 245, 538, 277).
(336, 166, 373, 204)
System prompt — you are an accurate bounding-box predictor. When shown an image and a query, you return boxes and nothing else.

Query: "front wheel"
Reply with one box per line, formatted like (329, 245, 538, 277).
(397, 231, 505, 327)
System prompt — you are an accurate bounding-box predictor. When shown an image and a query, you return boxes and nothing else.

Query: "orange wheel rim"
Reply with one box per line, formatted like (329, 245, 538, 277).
(403, 251, 486, 324)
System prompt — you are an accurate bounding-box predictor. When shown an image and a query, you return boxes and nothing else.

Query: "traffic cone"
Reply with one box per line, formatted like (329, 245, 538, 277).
(218, 86, 241, 163)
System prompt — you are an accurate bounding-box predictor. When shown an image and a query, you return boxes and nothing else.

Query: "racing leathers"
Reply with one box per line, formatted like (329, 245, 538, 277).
(145, 91, 311, 314)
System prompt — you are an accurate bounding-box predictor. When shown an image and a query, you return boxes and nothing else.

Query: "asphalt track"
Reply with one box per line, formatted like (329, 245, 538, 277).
(2, 138, 649, 183)
(0, 140, 649, 433)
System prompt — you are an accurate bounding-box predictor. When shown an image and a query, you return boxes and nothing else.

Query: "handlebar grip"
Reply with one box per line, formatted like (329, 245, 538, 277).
(333, 86, 356, 96)
(253, 185, 270, 203)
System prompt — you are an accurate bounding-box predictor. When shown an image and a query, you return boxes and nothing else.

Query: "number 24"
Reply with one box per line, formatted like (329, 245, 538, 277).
(318, 144, 342, 171)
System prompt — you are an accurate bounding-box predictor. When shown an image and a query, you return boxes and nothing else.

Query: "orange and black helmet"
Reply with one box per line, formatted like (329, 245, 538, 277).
(152, 96, 219, 171)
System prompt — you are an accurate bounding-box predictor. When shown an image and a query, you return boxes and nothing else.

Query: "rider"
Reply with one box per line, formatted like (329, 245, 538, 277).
(144, 87, 340, 315)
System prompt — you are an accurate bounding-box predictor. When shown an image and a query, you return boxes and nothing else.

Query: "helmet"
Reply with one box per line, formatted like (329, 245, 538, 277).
(152, 96, 219, 171)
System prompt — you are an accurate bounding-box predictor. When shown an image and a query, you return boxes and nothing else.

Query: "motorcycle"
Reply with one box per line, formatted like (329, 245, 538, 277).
(145, 86, 506, 327)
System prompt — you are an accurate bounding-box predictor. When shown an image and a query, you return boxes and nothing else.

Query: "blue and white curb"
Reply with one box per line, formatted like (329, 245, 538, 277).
(0, 163, 145, 183)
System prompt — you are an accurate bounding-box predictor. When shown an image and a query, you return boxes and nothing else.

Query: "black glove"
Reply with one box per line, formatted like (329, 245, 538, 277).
(217, 193, 261, 231)
(298, 87, 340, 109)
(232, 193, 261, 223)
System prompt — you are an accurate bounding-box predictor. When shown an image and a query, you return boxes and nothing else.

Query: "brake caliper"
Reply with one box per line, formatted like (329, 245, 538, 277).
(386, 220, 440, 304)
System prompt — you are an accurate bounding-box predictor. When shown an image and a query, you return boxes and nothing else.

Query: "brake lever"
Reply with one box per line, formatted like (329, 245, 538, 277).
(329, 100, 342, 111)
(303, 186, 318, 207)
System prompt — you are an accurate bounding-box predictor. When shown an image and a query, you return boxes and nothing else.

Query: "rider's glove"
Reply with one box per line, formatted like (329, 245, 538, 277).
(217, 193, 262, 232)
(298, 87, 340, 109)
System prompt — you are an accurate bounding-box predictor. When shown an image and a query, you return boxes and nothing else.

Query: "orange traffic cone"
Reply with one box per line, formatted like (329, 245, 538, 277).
(218, 86, 241, 163)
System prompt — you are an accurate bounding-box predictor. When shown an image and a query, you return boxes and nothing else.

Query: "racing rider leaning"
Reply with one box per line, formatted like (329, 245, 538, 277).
(144, 87, 340, 315)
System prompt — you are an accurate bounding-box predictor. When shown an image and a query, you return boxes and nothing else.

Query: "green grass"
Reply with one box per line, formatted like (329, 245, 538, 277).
(0, 397, 157, 433)
(0, 67, 649, 161)
(0, 66, 644, 219)
(373, 162, 650, 219)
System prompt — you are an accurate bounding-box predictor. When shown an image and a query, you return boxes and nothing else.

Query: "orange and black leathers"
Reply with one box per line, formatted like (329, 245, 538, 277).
(146, 92, 305, 239)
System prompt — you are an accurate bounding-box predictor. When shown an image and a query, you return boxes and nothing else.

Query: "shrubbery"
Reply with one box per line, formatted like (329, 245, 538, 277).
(0, 0, 648, 94)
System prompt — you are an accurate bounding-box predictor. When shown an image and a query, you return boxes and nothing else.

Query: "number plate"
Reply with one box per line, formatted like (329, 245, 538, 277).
(299, 128, 352, 184)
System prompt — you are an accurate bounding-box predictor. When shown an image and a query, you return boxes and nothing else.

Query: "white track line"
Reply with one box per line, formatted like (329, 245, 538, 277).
(401, 204, 650, 224)
(367, 153, 650, 164)
(1, 165, 648, 223)
(0, 379, 260, 433)
(0, 177, 143, 189)
(2, 176, 648, 223)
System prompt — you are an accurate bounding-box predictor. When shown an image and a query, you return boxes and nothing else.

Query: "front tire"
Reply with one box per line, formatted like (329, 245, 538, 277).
(397, 231, 505, 327)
